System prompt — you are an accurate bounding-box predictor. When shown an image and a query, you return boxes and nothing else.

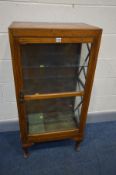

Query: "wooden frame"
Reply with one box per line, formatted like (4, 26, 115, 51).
(9, 22, 102, 157)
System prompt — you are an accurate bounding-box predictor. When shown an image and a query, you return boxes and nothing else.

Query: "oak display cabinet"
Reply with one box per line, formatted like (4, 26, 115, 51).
(9, 22, 102, 157)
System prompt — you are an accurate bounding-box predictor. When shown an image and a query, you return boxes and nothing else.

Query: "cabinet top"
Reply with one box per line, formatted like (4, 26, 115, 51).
(9, 22, 102, 37)
(9, 22, 101, 30)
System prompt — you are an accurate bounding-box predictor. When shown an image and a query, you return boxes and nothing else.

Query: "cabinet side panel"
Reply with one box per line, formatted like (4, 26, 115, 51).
(9, 30, 28, 144)
(79, 30, 102, 134)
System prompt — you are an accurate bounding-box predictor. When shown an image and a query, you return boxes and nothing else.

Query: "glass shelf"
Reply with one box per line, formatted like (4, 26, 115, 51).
(22, 64, 88, 69)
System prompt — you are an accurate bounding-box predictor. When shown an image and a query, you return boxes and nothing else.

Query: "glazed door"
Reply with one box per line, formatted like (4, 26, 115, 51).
(16, 37, 93, 136)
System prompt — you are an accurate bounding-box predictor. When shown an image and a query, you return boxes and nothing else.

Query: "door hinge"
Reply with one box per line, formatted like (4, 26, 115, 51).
(19, 91, 24, 103)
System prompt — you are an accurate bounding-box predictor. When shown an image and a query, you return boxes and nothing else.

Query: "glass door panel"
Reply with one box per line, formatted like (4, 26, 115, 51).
(20, 43, 91, 94)
(25, 96, 82, 135)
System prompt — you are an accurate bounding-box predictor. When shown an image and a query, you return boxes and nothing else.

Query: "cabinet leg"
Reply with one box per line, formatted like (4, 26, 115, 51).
(75, 141, 81, 152)
(23, 147, 29, 158)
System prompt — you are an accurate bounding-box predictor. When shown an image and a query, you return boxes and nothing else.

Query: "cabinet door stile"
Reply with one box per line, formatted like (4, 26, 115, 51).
(10, 35, 29, 143)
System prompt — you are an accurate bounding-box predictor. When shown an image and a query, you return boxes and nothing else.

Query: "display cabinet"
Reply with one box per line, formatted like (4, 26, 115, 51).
(9, 22, 102, 157)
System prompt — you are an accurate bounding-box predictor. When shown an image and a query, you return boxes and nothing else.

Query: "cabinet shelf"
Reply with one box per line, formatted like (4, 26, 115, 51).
(22, 65, 88, 69)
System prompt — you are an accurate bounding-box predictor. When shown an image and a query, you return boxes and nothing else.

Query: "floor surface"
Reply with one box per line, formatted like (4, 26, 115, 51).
(0, 121, 116, 175)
